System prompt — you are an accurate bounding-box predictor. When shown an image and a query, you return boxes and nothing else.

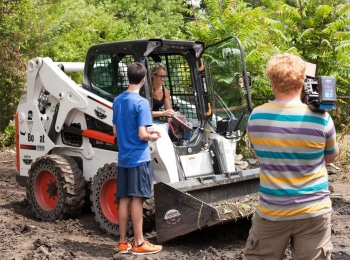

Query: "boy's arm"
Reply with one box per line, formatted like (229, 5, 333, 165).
(113, 124, 116, 137)
(138, 126, 161, 142)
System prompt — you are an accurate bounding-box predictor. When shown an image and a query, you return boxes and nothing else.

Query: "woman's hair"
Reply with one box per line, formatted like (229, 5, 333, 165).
(267, 53, 306, 93)
(151, 62, 167, 74)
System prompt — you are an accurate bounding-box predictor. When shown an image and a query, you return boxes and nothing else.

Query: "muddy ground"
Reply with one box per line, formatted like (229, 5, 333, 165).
(0, 145, 350, 260)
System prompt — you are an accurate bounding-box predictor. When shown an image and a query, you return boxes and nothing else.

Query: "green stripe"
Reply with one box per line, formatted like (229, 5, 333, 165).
(255, 149, 324, 160)
(250, 113, 327, 125)
(259, 181, 328, 196)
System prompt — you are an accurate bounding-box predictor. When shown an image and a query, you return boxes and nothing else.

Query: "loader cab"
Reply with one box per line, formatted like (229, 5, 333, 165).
(81, 39, 205, 148)
(81, 38, 253, 149)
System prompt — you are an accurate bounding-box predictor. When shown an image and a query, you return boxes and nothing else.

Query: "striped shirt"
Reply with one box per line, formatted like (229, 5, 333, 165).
(247, 101, 337, 221)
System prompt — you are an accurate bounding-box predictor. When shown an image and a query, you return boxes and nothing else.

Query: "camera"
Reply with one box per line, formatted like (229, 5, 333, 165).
(301, 63, 336, 112)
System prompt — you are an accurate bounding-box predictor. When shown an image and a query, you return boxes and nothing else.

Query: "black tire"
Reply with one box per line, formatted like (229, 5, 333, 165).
(26, 154, 85, 220)
(90, 163, 157, 237)
(90, 163, 132, 237)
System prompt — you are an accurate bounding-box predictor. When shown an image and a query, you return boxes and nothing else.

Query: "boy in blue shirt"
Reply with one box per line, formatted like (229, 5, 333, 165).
(113, 62, 162, 255)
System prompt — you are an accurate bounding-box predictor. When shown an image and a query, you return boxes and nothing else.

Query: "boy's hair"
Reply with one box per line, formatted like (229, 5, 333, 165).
(267, 53, 306, 93)
(127, 62, 147, 84)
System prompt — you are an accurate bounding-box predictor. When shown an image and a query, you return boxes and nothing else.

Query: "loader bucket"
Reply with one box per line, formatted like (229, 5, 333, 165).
(154, 167, 260, 243)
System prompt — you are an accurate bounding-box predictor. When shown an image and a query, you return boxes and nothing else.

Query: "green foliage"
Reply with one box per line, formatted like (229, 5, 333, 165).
(34, 0, 125, 61)
(0, 120, 15, 147)
(258, 1, 350, 76)
(26, 0, 191, 62)
(185, 0, 279, 107)
(107, 0, 188, 39)
(0, 0, 33, 131)
(1, 0, 350, 133)
(185, 0, 350, 132)
(262, 0, 350, 131)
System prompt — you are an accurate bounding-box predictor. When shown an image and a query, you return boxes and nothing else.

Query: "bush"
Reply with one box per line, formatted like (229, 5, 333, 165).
(0, 121, 15, 147)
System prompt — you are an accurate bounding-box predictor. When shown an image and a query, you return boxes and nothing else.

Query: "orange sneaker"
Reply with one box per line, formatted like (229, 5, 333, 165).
(117, 241, 132, 253)
(132, 240, 162, 255)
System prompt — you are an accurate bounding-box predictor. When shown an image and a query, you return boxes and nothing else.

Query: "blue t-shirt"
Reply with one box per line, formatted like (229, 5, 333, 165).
(112, 92, 153, 167)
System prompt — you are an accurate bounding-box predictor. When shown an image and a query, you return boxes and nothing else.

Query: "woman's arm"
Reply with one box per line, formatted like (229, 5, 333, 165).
(152, 88, 175, 117)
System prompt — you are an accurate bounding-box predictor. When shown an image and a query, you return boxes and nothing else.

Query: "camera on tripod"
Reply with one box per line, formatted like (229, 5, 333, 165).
(301, 62, 337, 112)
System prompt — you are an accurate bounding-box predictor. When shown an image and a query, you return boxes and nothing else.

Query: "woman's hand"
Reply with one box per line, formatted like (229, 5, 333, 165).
(162, 109, 175, 117)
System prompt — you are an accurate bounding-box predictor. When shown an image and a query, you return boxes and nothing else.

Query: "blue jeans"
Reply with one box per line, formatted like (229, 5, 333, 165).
(181, 122, 193, 141)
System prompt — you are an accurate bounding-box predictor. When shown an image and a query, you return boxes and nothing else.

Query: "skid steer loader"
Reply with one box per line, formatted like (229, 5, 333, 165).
(15, 36, 260, 243)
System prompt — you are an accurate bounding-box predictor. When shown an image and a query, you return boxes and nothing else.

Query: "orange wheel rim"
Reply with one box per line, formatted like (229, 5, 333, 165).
(34, 170, 59, 210)
(100, 179, 119, 224)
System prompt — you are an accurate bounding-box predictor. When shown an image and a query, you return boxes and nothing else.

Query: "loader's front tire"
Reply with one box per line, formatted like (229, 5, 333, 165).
(90, 163, 132, 237)
(26, 154, 85, 220)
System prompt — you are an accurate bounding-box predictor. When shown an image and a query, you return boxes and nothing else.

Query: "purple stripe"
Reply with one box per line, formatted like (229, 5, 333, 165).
(260, 192, 330, 205)
(260, 159, 324, 173)
(248, 125, 323, 136)
(326, 126, 335, 137)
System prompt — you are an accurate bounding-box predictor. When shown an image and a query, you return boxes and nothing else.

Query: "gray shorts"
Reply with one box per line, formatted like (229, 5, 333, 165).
(244, 212, 332, 260)
(117, 161, 152, 199)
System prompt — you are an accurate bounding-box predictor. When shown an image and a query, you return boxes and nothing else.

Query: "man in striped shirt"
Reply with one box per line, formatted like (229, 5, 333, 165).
(244, 53, 339, 260)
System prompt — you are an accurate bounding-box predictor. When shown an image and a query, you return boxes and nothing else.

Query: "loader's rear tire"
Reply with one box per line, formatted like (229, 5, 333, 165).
(90, 163, 132, 237)
(26, 154, 85, 220)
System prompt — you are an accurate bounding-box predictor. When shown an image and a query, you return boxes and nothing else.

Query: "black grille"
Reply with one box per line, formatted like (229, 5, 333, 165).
(61, 123, 83, 147)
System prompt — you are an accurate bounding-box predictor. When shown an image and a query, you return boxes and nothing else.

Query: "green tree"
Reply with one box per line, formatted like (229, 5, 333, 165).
(0, 0, 34, 131)
(185, 0, 280, 105)
(1, 0, 350, 136)
(28, 0, 192, 61)
(260, 0, 350, 129)
(0, 0, 193, 137)
(186, 0, 350, 131)
(32, 0, 126, 61)
(106, 0, 189, 39)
